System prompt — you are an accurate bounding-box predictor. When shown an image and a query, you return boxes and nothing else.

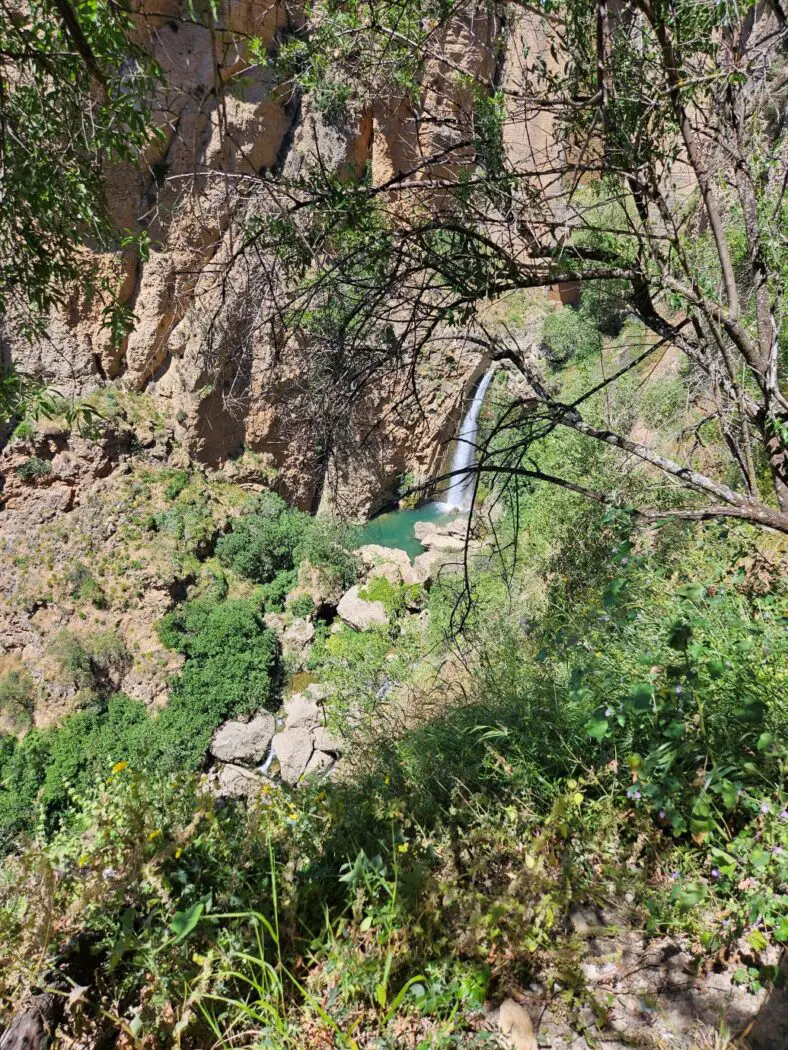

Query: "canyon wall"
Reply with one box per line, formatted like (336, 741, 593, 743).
(5, 0, 524, 517)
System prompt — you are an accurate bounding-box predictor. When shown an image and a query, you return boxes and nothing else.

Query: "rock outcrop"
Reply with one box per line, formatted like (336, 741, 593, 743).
(337, 585, 389, 630)
(210, 710, 276, 764)
(3, 0, 500, 517)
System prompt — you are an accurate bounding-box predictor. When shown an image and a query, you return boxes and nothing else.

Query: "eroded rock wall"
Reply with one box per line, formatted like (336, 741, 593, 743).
(5, 0, 509, 516)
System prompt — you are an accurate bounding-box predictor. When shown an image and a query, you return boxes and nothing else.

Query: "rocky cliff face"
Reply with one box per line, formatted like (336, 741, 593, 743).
(4, 0, 515, 516)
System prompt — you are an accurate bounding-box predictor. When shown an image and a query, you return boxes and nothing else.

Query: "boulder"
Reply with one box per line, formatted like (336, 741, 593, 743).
(413, 549, 465, 583)
(273, 727, 314, 785)
(337, 585, 389, 629)
(215, 763, 263, 798)
(295, 557, 346, 609)
(283, 692, 321, 731)
(312, 725, 342, 754)
(303, 750, 334, 778)
(281, 617, 315, 667)
(210, 710, 276, 765)
(356, 543, 427, 586)
(416, 529, 466, 552)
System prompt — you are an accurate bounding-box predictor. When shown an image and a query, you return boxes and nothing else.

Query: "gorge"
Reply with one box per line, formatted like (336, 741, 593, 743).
(0, 1, 786, 1048)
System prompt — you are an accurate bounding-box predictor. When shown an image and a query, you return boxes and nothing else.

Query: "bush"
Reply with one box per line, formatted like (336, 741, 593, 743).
(258, 568, 298, 611)
(295, 518, 359, 590)
(14, 456, 51, 482)
(51, 631, 94, 690)
(0, 671, 34, 729)
(164, 469, 190, 501)
(67, 561, 107, 609)
(156, 596, 278, 768)
(216, 494, 358, 591)
(288, 593, 316, 618)
(11, 420, 35, 441)
(216, 492, 310, 584)
(359, 576, 422, 616)
(541, 306, 602, 364)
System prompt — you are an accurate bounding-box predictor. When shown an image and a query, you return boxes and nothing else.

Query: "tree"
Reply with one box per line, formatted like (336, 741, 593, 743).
(0, 0, 156, 418)
(215, 0, 788, 533)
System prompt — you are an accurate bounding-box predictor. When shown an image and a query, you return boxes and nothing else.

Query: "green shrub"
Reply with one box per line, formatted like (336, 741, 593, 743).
(156, 596, 278, 767)
(14, 456, 51, 482)
(216, 492, 310, 583)
(541, 306, 602, 364)
(288, 593, 316, 618)
(359, 576, 422, 616)
(258, 568, 298, 611)
(67, 561, 107, 609)
(164, 469, 190, 501)
(216, 494, 358, 591)
(295, 518, 359, 590)
(87, 630, 129, 676)
(51, 631, 94, 690)
(0, 671, 34, 729)
(11, 420, 35, 441)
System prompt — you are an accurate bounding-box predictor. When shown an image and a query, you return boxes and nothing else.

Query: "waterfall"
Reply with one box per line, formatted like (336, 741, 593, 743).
(439, 366, 496, 511)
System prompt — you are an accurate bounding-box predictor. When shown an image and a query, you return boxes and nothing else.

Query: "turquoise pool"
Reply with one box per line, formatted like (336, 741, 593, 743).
(356, 503, 456, 560)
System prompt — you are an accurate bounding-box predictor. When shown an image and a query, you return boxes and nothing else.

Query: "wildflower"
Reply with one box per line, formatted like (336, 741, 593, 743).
(621, 557, 629, 566)
(626, 787, 641, 800)
(605, 707, 613, 717)
(779, 809, 788, 822)
(670, 871, 680, 880)
(771, 846, 783, 856)
(711, 868, 720, 879)
(722, 919, 731, 927)
(674, 684, 683, 695)
(760, 803, 770, 815)
(658, 810, 666, 820)
(102, 867, 118, 879)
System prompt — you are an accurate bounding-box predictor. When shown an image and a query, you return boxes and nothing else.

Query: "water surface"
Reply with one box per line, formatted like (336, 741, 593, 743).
(356, 503, 455, 560)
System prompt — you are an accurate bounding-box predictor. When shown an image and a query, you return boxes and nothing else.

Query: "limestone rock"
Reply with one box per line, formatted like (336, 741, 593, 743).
(496, 999, 537, 1050)
(273, 728, 314, 786)
(303, 749, 334, 778)
(312, 725, 342, 754)
(281, 617, 315, 666)
(210, 711, 276, 765)
(283, 693, 321, 731)
(356, 544, 427, 586)
(215, 763, 263, 798)
(337, 585, 389, 630)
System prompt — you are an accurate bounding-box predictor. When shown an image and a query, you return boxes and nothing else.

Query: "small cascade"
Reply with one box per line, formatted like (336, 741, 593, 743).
(439, 366, 496, 511)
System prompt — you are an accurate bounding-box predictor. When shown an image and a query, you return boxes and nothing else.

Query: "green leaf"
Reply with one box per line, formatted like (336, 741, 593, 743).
(170, 902, 204, 943)
(585, 716, 609, 740)
(747, 929, 768, 952)
(756, 732, 773, 752)
(774, 918, 788, 943)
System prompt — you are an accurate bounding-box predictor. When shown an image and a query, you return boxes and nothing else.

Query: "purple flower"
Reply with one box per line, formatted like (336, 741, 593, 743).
(761, 803, 770, 815)
(605, 707, 613, 717)
(779, 810, 788, 822)
(626, 787, 641, 800)
(659, 810, 666, 819)
(722, 919, 731, 927)
(771, 846, 783, 856)
(670, 871, 680, 880)
(711, 868, 721, 879)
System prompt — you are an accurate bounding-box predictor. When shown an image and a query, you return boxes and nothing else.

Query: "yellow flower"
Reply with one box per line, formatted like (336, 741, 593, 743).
(111, 761, 129, 775)
(397, 843, 409, 853)
(147, 829, 162, 842)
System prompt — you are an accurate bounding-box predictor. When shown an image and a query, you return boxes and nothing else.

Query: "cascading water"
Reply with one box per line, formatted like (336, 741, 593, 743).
(439, 366, 496, 511)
